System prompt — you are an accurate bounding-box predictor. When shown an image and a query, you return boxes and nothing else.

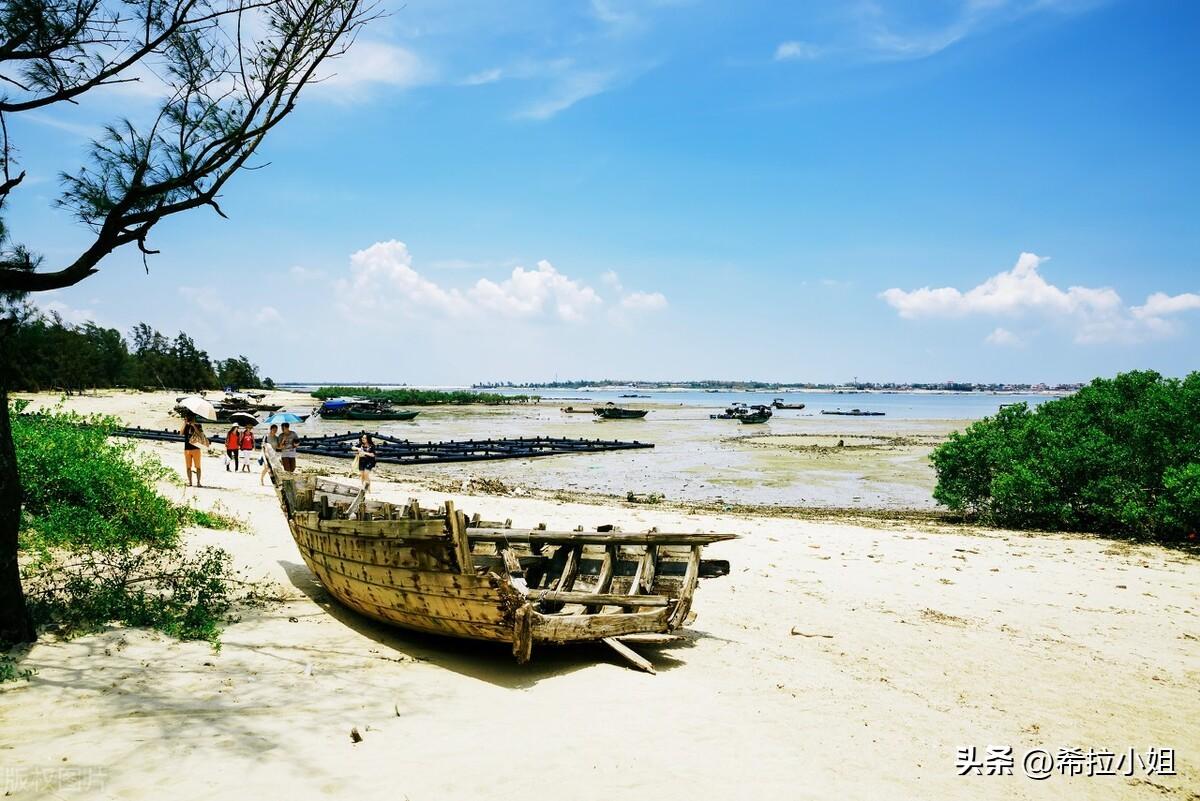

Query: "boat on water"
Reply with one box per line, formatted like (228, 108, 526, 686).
(318, 399, 419, 421)
(594, 403, 649, 420)
(771, 398, 806, 410)
(262, 446, 734, 669)
(820, 408, 886, 416)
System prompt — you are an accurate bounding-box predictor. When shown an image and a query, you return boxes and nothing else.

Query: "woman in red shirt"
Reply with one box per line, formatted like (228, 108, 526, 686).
(224, 426, 240, 471)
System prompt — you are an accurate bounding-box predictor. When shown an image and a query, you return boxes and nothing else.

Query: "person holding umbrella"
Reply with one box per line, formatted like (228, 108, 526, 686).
(276, 421, 300, 472)
(224, 425, 241, 471)
(182, 413, 206, 487)
(259, 423, 279, 485)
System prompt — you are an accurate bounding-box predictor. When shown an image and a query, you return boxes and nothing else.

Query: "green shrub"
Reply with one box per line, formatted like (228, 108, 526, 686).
(311, 386, 539, 405)
(931, 370, 1200, 542)
(12, 404, 254, 643)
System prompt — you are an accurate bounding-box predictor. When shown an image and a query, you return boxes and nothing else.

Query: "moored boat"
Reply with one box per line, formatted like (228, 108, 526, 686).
(318, 398, 419, 421)
(771, 398, 806, 410)
(263, 446, 734, 669)
(739, 407, 772, 424)
(561, 406, 594, 414)
(594, 403, 649, 420)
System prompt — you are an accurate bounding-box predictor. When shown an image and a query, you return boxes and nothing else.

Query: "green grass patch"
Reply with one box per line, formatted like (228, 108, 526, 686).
(311, 386, 539, 405)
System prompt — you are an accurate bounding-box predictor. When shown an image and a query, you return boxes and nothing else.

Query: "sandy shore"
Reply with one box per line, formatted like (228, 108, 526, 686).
(1, 391, 1197, 800)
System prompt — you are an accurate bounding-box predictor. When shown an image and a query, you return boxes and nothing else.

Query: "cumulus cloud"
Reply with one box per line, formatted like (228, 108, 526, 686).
(775, 40, 822, 61)
(36, 296, 99, 326)
(881, 252, 1200, 345)
(620, 291, 668, 311)
(336, 241, 603, 322)
(472, 261, 602, 321)
(601, 270, 623, 291)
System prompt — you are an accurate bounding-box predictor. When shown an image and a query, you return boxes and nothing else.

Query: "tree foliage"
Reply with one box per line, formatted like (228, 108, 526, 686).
(1, 306, 259, 390)
(931, 370, 1200, 542)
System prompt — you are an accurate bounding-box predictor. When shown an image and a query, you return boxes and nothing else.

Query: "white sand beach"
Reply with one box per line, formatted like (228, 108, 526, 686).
(1, 392, 1197, 800)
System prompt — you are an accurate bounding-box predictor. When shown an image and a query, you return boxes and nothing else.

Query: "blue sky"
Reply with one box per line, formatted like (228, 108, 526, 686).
(7, 0, 1199, 384)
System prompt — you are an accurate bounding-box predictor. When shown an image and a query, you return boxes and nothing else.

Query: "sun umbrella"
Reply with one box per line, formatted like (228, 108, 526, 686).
(177, 395, 217, 421)
(262, 412, 304, 426)
(228, 412, 259, 426)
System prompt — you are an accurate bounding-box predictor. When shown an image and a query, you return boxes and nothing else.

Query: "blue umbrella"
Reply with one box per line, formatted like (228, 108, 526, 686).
(262, 412, 304, 426)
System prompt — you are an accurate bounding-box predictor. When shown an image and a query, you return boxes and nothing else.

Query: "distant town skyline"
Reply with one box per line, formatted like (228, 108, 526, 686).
(9, 0, 1198, 384)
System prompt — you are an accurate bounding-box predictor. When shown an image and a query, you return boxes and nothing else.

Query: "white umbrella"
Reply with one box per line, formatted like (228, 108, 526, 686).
(177, 395, 217, 421)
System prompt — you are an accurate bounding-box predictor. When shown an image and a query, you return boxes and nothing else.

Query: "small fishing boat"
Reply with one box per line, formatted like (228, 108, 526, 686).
(318, 399, 419, 421)
(820, 408, 886, 416)
(771, 398, 806, 410)
(560, 406, 594, 414)
(710, 402, 749, 420)
(262, 446, 734, 670)
(739, 407, 772, 424)
(594, 403, 649, 420)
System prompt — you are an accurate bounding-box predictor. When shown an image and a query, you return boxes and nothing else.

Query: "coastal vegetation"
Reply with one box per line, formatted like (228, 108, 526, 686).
(931, 370, 1199, 543)
(0, 310, 268, 393)
(11, 404, 250, 648)
(312, 386, 540, 405)
(0, 0, 373, 643)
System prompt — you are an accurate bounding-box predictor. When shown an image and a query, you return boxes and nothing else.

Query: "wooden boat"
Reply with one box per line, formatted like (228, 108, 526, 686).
(820, 408, 885, 416)
(594, 403, 649, 420)
(319, 399, 418, 421)
(739, 408, 772, 424)
(262, 446, 734, 670)
(771, 398, 806, 410)
(710, 403, 749, 420)
(560, 406, 594, 414)
(344, 408, 419, 421)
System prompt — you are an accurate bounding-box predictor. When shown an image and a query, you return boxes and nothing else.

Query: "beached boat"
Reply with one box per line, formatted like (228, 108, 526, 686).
(318, 399, 419, 421)
(820, 408, 885, 416)
(771, 398, 806, 410)
(262, 446, 734, 670)
(594, 404, 649, 420)
(739, 408, 772, 424)
(560, 406, 594, 414)
(710, 403, 749, 420)
(344, 408, 420, 421)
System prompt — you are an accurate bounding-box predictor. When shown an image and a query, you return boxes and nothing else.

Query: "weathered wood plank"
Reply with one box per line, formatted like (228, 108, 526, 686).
(529, 591, 670, 608)
(467, 529, 737, 546)
(316, 518, 448, 539)
(668, 545, 702, 630)
(531, 608, 671, 643)
(602, 637, 656, 674)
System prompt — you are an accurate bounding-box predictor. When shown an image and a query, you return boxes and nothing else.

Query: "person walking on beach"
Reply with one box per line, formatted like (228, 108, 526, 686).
(354, 433, 377, 492)
(182, 414, 206, 487)
(224, 425, 240, 471)
(238, 426, 255, 472)
(259, 423, 279, 485)
(276, 422, 299, 473)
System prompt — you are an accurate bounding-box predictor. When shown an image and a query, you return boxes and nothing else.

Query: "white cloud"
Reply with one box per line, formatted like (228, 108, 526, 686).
(178, 286, 225, 316)
(601, 270, 623, 291)
(984, 327, 1021, 347)
(775, 41, 822, 61)
(313, 41, 430, 97)
(881, 252, 1200, 345)
(472, 261, 602, 321)
(255, 306, 283, 325)
(335, 241, 602, 322)
(461, 67, 503, 86)
(338, 240, 469, 317)
(36, 296, 99, 326)
(620, 291, 668, 312)
(516, 69, 617, 120)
